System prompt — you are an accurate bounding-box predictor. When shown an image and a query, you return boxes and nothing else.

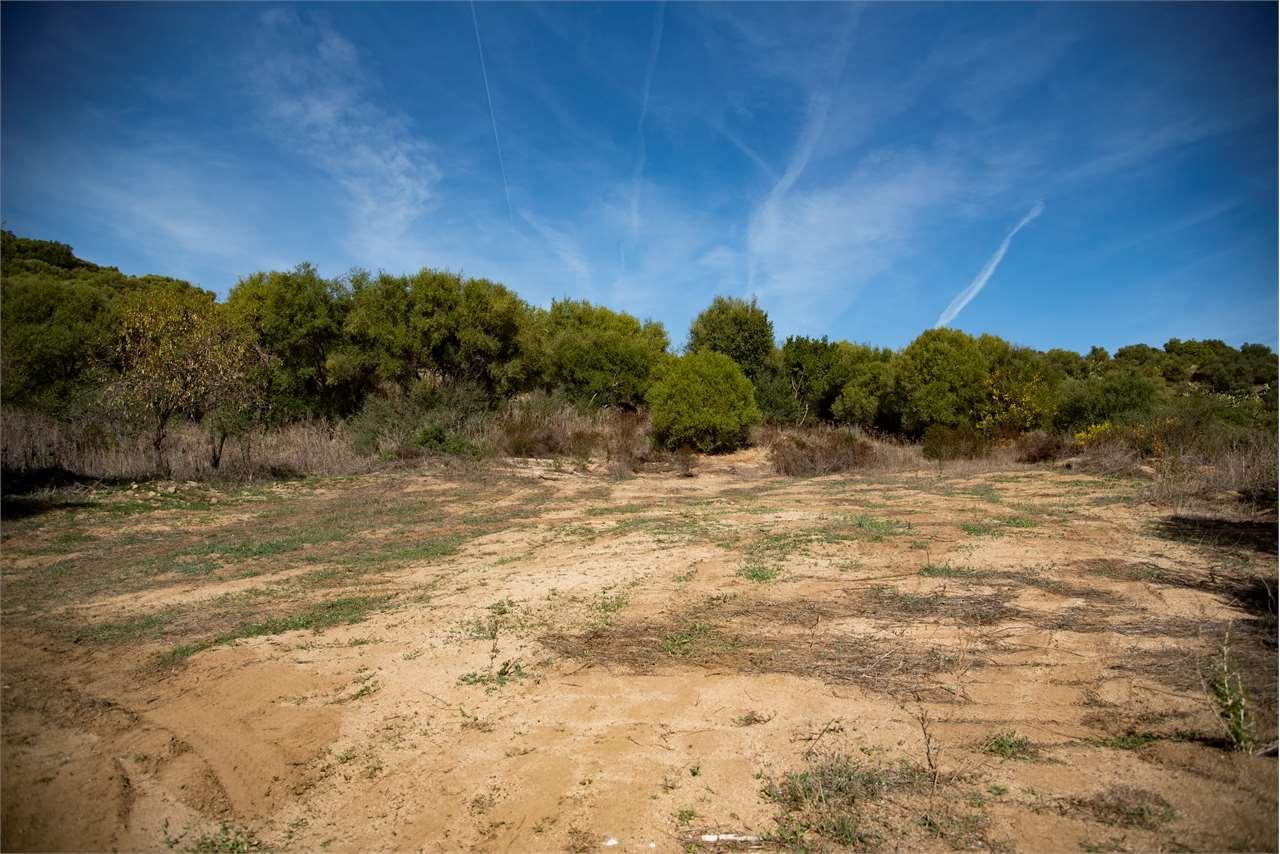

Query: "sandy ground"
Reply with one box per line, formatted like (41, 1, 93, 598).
(2, 450, 1275, 851)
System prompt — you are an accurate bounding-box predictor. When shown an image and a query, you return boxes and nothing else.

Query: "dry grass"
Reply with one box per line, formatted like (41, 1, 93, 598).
(767, 426, 876, 476)
(542, 596, 979, 699)
(1, 408, 370, 483)
(1060, 786, 1176, 830)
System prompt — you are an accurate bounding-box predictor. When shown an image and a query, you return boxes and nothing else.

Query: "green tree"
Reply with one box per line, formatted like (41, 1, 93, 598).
(1054, 370, 1162, 430)
(975, 337, 1057, 434)
(832, 359, 895, 430)
(536, 299, 669, 408)
(1042, 348, 1088, 381)
(227, 264, 350, 420)
(111, 286, 254, 475)
(0, 232, 199, 413)
(686, 295, 774, 381)
(330, 268, 532, 400)
(892, 328, 989, 434)
(647, 351, 760, 452)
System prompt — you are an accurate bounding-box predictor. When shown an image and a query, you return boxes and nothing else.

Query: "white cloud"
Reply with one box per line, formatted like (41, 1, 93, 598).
(250, 10, 440, 269)
(935, 202, 1044, 328)
(519, 209, 592, 283)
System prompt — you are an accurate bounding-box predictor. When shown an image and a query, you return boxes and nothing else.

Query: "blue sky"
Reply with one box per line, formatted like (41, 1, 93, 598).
(3, 2, 1276, 353)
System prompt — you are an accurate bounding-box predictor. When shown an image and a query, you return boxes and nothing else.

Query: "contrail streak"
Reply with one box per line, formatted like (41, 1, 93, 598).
(935, 202, 1044, 328)
(629, 1, 666, 244)
(471, 1, 514, 229)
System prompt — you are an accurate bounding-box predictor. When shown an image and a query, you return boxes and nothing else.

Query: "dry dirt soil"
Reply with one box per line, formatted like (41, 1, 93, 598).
(2, 451, 1276, 852)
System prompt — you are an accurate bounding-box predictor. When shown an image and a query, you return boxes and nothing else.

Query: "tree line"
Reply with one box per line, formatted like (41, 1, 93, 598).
(2, 229, 1275, 468)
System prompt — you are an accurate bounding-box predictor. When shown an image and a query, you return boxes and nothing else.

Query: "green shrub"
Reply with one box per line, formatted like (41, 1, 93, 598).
(412, 424, 482, 458)
(922, 424, 990, 461)
(687, 295, 774, 381)
(647, 351, 759, 453)
(533, 299, 669, 408)
(894, 329, 989, 434)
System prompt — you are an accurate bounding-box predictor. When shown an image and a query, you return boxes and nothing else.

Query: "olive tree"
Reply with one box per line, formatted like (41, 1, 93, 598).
(111, 286, 255, 476)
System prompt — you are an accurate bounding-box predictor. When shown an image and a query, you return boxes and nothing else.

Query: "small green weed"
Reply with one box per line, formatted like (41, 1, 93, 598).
(981, 730, 1036, 760)
(191, 823, 264, 852)
(661, 623, 719, 657)
(1094, 731, 1159, 750)
(459, 659, 526, 690)
(739, 563, 779, 583)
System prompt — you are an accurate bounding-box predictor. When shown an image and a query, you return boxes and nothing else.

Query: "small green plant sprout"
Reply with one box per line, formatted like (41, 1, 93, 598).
(1208, 628, 1254, 752)
(191, 823, 264, 852)
(459, 658, 525, 691)
(981, 730, 1036, 760)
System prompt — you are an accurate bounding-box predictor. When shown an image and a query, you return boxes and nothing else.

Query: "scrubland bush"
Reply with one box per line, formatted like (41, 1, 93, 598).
(1015, 430, 1069, 463)
(922, 424, 990, 461)
(494, 391, 599, 459)
(1, 408, 366, 482)
(769, 427, 875, 476)
(3, 232, 1275, 497)
(647, 351, 759, 453)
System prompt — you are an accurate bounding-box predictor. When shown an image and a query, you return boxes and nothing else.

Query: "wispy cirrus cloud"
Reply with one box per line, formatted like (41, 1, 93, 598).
(250, 9, 440, 268)
(936, 202, 1044, 328)
(471, 0, 515, 230)
(519, 209, 592, 283)
(628, 0, 667, 249)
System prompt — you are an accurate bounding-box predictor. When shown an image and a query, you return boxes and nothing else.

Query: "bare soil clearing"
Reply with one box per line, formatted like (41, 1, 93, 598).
(2, 452, 1275, 851)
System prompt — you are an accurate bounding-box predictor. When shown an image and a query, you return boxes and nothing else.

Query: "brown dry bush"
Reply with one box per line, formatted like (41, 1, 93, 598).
(1, 408, 369, 484)
(1015, 430, 1070, 463)
(769, 426, 876, 476)
(491, 393, 596, 458)
(922, 424, 990, 462)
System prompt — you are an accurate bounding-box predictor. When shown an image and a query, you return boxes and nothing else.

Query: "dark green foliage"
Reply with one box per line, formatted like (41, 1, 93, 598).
(893, 328, 989, 434)
(832, 357, 894, 430)
(976, 335, 1057, 434)
(535, 299, 669, 408)
(3, 226, 1276, 479)
(412, 423, 483, 458)
(647, 351, 759, 453)
(768, 337, 893, 425)
(331, 268, 534, 399)
(686, 295, 774, 381)
(922, 424, 990, 461)
(226, 264, 351, 419)
(1055, 371, 1161, 430)
(0, 231, 207, 413)
(2, 230, 94, 271)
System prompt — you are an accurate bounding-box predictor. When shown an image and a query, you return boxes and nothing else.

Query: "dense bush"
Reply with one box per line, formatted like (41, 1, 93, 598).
(1015, 430, 1069, 463)
(687, 295, 774, 381)
(893, 328, 989, 434)
(3, 228, 1275, 484)
(1054, 371, 1161, 430)
(226, 264, 352, 420)
(922, 423, 990, 461)
(769, 428, 875, 476)
(534, 299, 669, 408)
(647, 351, 759, 453)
